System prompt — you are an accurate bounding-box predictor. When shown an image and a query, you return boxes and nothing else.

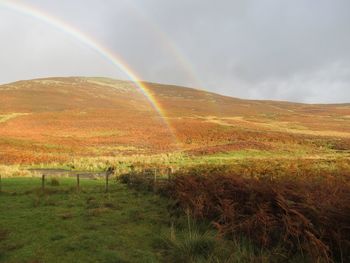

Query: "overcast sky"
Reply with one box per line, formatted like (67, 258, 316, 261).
(0, 0, 349, 103)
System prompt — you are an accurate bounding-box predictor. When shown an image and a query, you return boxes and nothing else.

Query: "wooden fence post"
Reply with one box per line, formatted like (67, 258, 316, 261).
(42, 174, 45, 191)
(77, 174, 80, 192)
(154, 168, 157, 184)
(153, 168, 158, 192)
(105, 172, 109, 193)
(105, 167, 114, 193)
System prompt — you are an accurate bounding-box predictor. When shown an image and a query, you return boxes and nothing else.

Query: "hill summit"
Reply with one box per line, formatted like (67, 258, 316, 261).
(0, 77, 349, 164)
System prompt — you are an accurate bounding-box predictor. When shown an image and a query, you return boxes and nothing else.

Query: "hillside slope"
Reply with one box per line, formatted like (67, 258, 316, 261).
(0, 77, 349, 164)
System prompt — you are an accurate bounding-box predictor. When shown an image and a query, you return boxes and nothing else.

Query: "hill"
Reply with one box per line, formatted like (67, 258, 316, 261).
(1, 77, 349, 262)
(0, 77, 349, 165)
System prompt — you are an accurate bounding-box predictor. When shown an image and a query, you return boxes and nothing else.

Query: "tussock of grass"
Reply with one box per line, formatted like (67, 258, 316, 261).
(50, 178, 60, 186)
(162, 228, 217, 262)
(158, 223, 282, 263)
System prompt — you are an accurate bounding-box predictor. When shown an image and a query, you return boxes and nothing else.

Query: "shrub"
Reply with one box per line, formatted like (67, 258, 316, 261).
(118, 169, 157, 192)
(50, 178, 60, 186)
(118, 161, 350, 261)
(166, 168, 350, 262)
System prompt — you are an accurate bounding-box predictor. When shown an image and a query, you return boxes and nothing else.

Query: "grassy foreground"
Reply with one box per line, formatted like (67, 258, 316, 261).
(0, 178, 172, 263)
(1, 157, 349, 262)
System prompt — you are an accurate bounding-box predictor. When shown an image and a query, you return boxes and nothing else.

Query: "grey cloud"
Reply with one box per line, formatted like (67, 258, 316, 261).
(0, 0, 349, 103)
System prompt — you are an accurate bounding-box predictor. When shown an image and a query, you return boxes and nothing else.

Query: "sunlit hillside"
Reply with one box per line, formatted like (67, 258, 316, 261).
(1, 79, 349, 262)
(0, 77, 349, 165)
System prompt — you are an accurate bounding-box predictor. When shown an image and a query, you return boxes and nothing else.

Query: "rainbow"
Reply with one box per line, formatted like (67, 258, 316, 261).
(125, 0, 203, 89)
(0, 0, 180, 145)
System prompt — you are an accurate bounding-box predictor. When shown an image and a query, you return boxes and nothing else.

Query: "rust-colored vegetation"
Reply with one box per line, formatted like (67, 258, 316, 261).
(0, 77, 349, 165)
(166, 162, 350, 262)
(1, 77, 350, 261)
(121, 159, 350, 262)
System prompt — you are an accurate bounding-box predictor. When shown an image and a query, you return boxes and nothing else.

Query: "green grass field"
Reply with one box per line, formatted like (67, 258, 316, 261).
(0, 178, 173, 263)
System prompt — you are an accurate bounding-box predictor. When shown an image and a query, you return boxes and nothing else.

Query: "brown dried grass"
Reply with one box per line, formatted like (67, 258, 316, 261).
(166, 165, 350, 262)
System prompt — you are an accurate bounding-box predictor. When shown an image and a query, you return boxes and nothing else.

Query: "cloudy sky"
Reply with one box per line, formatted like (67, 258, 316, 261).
(0, 0, 349, 103)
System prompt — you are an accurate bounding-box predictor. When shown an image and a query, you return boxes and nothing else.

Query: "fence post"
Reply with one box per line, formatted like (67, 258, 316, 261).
(0, 174, 2, 193)
(105, 167, 115, 193)
(167, 167, 171, 181)
(105, 172, 109, 193)
(153, 168, 157, 192)
(42, 174, 45, 191)
(77, 174, 80, 192)
(154, 168, 157, 184)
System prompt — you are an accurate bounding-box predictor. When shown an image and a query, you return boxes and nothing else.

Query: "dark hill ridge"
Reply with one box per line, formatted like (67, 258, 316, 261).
(0, 77, 349, 164)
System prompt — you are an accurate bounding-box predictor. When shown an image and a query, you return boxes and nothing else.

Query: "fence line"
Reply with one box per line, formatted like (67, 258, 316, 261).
(0, 166, 175, 194)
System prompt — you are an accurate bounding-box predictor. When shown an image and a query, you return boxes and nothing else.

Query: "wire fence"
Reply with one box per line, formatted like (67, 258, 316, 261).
(0, 167, 174, 194)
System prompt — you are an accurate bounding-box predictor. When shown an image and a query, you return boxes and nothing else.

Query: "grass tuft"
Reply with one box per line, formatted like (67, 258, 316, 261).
(50, 178, 60, 186)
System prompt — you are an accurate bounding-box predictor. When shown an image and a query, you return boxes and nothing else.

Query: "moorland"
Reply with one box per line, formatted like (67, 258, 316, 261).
(0, 77, 349, 262)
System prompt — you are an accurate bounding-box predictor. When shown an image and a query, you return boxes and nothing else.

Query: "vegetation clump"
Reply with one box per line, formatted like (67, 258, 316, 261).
(165, 167, 350, 262)
(50, 177, 60, 186)
(119, 160, 350, 262)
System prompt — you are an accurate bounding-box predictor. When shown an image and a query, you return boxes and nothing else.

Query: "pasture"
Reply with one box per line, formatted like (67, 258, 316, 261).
(0, 177, 172, 263)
